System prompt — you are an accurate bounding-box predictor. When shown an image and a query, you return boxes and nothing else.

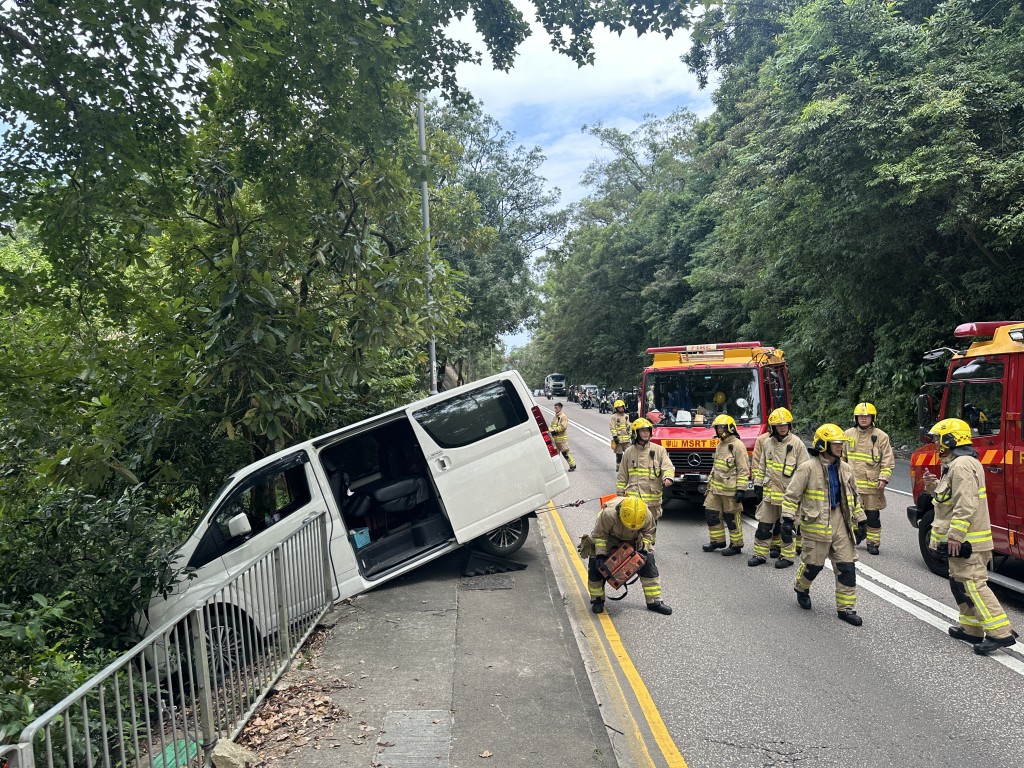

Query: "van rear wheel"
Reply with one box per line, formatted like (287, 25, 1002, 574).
(475, 516, 530, 557)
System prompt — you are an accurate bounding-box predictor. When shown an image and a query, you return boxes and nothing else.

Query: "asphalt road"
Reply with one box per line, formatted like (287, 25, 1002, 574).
(541, 399, 1024, 768)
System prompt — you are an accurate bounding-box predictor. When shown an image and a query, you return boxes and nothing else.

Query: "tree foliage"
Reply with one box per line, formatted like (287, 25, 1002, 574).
(534, 0, 1024, 439)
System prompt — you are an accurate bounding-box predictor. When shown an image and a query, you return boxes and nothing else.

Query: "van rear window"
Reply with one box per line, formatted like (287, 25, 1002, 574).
(412, 380, 527, 448)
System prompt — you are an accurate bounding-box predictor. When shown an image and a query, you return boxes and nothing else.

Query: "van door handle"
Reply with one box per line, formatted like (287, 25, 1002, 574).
(435, 456, 451, 471)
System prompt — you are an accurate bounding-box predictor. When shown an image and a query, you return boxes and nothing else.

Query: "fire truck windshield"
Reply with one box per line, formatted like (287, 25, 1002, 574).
(644, 369, 763, 426)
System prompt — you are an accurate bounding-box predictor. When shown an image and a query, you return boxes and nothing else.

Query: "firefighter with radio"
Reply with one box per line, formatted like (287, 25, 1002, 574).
(750, 408, 809, 568)
(617, 418, 675, 519)
(923, 418, 1017, 655)
(782, 424, 867, 626)
(610, 400, 632, 467)
(549, 402, 577, 472)
(701, 414, 749, 556)
(587, 496, 672, 615)
(843, 402, 894, 556)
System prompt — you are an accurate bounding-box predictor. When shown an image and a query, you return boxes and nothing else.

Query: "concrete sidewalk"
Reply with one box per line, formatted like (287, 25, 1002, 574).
(264, 518, 620, 768)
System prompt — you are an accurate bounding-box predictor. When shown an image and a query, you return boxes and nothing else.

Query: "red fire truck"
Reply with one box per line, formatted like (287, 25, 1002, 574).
(640, 342, 791, 506)
(907, 320, 1024, 593)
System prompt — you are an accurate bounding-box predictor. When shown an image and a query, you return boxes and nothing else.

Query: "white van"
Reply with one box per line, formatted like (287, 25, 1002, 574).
(142, 371, 568, 641)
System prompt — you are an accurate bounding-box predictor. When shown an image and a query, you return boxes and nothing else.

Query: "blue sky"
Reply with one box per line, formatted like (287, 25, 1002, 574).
(447, 6, 716, 348)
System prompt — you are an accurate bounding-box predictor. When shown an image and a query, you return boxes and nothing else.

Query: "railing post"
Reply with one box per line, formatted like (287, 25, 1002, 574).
(273, 548, 292, 652)
(320, 512, 334, 607)
(189, 608, 217, 752)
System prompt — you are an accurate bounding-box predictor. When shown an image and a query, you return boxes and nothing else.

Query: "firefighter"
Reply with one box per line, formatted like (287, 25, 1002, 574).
(923, 418, 1017, 655)
(588, 496, 672, 615)
(750, 408, 809, 568)
(609, 399, 632, 467)
(843, 402, 894, 555)
(750, 428, 783, 558)
(782, 423, 867, 626)
(549, 402, 577, 472)
(616, 418, 675, 520)
(701, 414, 749, 556)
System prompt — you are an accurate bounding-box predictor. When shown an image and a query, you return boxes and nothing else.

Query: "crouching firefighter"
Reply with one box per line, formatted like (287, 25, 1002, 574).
(781, 423, 867, 626)
(587, 496, 672, 615)
(702, 415, 749, 556)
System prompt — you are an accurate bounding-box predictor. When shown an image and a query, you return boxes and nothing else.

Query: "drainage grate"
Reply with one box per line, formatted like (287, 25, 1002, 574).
(460, 574, 515, 590)
(376, 710, 452, 768)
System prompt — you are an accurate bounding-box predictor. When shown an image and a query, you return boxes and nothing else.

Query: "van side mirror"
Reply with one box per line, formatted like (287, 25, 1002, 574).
(228, 512, 252, 539)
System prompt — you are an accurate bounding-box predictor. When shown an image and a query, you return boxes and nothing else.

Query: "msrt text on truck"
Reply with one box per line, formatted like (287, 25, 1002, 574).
(908, 321, 1024, 594)
(640, 342, 791, 506)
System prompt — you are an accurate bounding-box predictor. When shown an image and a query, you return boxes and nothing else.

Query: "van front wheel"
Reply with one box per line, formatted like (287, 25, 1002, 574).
(476, 516, 530, 557)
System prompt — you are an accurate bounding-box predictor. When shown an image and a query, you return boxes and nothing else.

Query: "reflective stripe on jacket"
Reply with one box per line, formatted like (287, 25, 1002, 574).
(843, 426, 895, 492)
(781, 455, 865, 541)
(757, 432, 810, 503)
(707, 434, 749, 496)
(616, 441, 675, 508)
(930, 453, 992, 551)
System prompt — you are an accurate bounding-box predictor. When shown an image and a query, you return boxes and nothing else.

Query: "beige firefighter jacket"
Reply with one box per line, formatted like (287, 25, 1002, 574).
(756, 432, 810, 504)
(591, 500, 657, 554)
(781, 455, 865, 542)
(843, 426, 895, 510)
(750, 432, 771, 484)
(549, 410, 570, 445)
(707, 433, 749, 496)
(616, 440, 675, 510)
(610, 412, 631, 452)
(928, 450, 993, 553)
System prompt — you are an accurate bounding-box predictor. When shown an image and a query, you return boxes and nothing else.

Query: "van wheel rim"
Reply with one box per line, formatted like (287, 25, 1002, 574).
(488, 520, 525, 548)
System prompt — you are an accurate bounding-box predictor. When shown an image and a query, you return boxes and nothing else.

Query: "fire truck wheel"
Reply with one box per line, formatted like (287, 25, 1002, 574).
(917, 510, 949, 578)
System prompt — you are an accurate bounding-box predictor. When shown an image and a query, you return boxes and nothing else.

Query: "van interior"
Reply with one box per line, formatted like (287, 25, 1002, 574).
(318, 418, 454, 579)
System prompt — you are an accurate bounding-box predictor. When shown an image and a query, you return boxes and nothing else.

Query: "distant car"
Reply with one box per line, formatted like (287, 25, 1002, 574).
(140, 371, 570, 650)
(534, 388, 544, 397)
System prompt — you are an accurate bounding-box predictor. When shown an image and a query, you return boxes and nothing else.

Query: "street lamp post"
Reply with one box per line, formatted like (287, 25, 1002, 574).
(417, 98, 438, 394)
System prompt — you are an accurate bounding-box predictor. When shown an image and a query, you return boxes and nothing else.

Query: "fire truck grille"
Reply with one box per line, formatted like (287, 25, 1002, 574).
(667, 450, 714, 472)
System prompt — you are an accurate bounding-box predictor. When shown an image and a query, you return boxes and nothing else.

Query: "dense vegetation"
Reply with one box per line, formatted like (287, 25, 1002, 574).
(529, 0, 1024, 442)
(0, 0, 690, 741)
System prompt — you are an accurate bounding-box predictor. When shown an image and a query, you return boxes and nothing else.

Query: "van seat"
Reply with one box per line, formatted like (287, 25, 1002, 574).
(370, 476, 428, 513)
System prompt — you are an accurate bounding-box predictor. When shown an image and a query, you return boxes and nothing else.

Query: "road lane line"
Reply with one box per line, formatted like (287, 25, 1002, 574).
(545, 507, 689, 768)
(740, 517, 1024, 674)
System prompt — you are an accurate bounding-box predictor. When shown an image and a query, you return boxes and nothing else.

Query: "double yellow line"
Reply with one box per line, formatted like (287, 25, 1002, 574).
(542, 506, 688, 768)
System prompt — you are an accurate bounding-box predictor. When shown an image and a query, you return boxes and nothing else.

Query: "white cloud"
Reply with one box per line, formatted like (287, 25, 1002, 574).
(448, 6, 714, 204)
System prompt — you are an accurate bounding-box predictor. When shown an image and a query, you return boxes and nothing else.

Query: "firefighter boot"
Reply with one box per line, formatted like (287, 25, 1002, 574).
(769, 546, 782, 559)
(722, 545, 743, 556)
(591, 598, 605, 614)
(974, 632, 1018, 656)
(747, 555, 767, 567)
(795, 589, 812, 610)
(774, 557, 794, 569)
(646, 601, 673, 615)
(837, 609, 863, 626)
(948, 626, 983, 644)
(702, 541, 726, 552)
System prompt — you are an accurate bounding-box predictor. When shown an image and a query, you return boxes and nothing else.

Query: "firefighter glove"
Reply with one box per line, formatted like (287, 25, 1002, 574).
(734, 490, 745, 503)
(855, 521, 868, 544)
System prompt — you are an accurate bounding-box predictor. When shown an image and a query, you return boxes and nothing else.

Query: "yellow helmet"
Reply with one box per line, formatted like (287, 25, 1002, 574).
(853, 402, 877, 417)
(631, 417, 653, 431)
(613, 399, 626, 409)
(928, 418, 973, 451)
(618, 496, 648, 530)
(768, 407, 793, 426)
(713, 390, 727, 406)
(712, 414, 737, 435)
(812, 423, 850, 452)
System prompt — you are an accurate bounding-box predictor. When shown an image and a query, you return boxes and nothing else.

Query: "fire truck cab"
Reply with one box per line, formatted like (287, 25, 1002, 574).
(908, 321, 1024, 592)
(640, 342, 791, 506)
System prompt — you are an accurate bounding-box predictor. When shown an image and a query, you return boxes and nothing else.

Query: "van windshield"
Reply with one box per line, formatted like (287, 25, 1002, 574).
(644, 369, 762, 426)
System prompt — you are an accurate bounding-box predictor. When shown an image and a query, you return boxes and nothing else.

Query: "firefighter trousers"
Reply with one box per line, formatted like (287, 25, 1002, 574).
(795, 515, 857, 611)
(754, 502, 793, 559)
(948, 552, 1013, 639)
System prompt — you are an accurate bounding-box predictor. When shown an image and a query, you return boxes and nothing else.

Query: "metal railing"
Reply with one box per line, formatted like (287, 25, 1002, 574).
(2, 511, 335, 768)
